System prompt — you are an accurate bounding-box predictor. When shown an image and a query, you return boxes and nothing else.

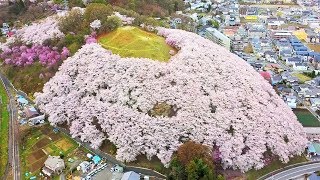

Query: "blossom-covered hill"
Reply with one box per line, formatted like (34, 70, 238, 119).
(35, 28, 308, 172)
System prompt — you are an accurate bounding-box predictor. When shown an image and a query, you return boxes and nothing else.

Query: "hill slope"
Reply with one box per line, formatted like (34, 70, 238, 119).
(35, 28, 307, 172)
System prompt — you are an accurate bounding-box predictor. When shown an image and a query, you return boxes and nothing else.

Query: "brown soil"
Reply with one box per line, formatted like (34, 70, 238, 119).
(32, 149, 46, 159)
(35, 138, 51, 149)
(48, 132, 62, 142)
(28, 156, 47, 173)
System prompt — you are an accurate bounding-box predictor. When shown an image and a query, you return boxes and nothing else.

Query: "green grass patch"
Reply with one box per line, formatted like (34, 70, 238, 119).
(292, 73, 312, 83)
(293, 108, 320, 127)
(246, 155, 307, 180)
(98, 26, 176, 62)
(0, 82, 9, 177)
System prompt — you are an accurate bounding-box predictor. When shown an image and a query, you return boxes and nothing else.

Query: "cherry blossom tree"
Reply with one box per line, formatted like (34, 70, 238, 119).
(35, 28, 308, 172)
(1, 45, 69, 66)
(90, 19, 101, 30)
(1, 16, 64, 47)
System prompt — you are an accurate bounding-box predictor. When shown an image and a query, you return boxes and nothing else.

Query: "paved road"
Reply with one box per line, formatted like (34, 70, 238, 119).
(0, 73, 20, 180)
(265, 162, 320, 180)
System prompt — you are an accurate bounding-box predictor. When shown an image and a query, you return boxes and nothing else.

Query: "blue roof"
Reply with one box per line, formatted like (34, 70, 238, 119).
(308, 144, 316, 153)
(309, 52, 317, 56)
(92, 155, 101, 164)
(309, 173, 320, 180)
(293, 46, 308, 51)
(315, 55, 320, 62)
(296, 51, 309, 56)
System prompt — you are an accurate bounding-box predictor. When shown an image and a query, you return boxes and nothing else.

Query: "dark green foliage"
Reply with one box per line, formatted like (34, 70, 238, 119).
(84, 3, 113, 23)
(168, 157, 186, 180)
(90, 0, 107, 4)
(107, 0, 184, 17)
(99, 15, 122, 34)
(9, 0, 26, 15)
(169, 158, 217, 180)
(303, 71, 317, 78)
(168, 141, 225, 180)
(59, 9, 86, 34)
(186, 160, 199, 180)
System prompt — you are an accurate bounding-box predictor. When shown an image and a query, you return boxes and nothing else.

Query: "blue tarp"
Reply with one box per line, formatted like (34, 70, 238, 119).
(17, 96, 28, 105)
(92, 155, 101, 164)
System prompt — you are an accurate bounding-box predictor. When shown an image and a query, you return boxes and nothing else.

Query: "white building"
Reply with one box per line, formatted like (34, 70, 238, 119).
(293, 62, 308, 71)
(285, 95, 297, 108)
(310, 98, 320, 107)
(205, 27, 231, 51)
(42, 156, 65, 176)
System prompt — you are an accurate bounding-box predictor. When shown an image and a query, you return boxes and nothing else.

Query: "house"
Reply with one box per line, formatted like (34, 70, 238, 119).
(17, 95, 28, 106)
(24, 106, 39, 118)
(304, 90, 318, 98)
(271, 75, 283, 85)
(311, 55, 320, 70)
(28, 114, 45, 126)
(121, 171, 140, 180)
(78, 161, 91, 173)
(286, 76, 299, 85)
(271, 30, 292, 40)
(285, 95, 297, 108)
(279, 48, 292, 60)
(174, 18, 182, 24)
(292, 62, 308, 71)
(286, 57, 302, 66)
(205, 27, 231, 50)
(310, 98, 320, 107)
(42, 156, 65, 176)
(281, 87, 294, 94)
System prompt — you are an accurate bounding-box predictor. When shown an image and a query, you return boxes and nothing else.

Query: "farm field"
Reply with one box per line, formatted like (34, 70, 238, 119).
(292, 73, 312, 83)
(0, 82, 9, 177)
(20, 125, 87, 179)
(293, 108, 320, 127)
(98, 26, 176, 62)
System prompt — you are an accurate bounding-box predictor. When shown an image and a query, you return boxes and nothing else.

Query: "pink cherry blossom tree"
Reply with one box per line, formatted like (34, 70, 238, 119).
(35, 28, 308, 172)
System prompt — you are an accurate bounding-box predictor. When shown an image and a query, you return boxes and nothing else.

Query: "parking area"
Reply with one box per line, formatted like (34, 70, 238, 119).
(91, 168, 123, 180)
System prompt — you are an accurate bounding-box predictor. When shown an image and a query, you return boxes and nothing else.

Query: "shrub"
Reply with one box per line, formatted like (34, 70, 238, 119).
(99, 15, 122, 34)
(84, 3, 113, 23)
(59, 9, 85, 34)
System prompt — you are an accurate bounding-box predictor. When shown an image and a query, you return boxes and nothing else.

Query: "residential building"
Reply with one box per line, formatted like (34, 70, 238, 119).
(121, 171, 140, 180)
(271, 30, 292, 40)
(293, 62, 308, 71)
(24, 106, 40, 119)
(285, 95, 297, 108)
(42, 156, 65, 176)
(28, 114, 45, 126)
(78, 161, 91, 173)
(205, 27, 231, 50)
(310, 98, 320, 107)
(286, 56, 302, 66)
